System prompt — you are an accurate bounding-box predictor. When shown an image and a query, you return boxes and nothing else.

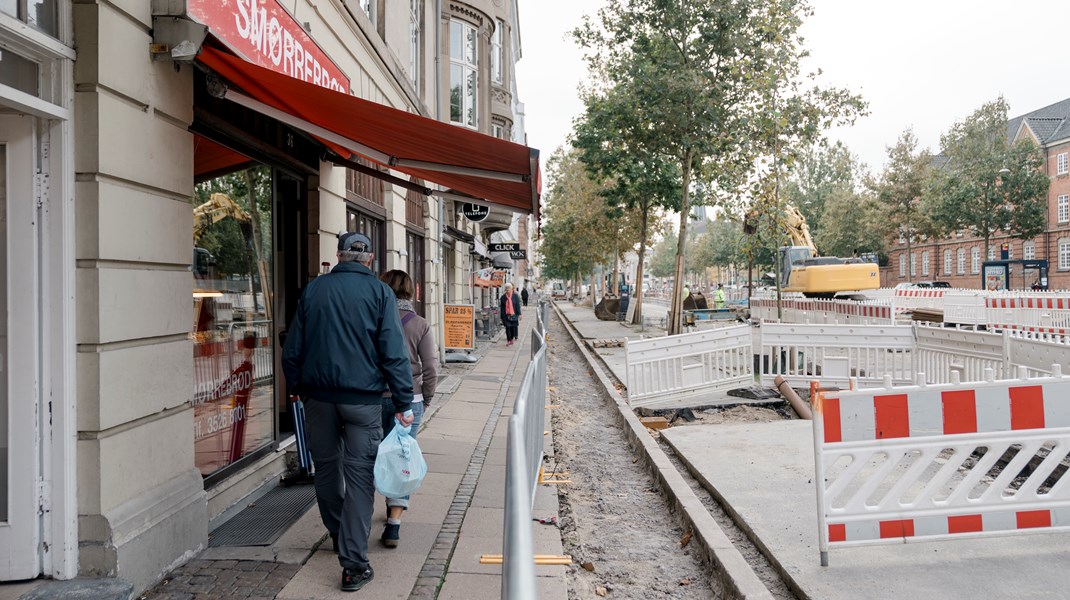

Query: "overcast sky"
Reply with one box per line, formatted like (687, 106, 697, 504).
(515, 0, 1069, 177)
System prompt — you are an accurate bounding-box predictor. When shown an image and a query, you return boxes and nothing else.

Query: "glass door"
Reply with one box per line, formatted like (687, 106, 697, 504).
(0, 114, 40, 580)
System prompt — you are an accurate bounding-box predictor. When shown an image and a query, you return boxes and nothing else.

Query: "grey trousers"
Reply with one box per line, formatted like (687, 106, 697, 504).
(304, 399, 382, 571)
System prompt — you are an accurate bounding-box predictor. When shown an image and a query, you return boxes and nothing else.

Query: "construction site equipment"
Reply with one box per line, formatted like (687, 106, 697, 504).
(749, 204, 879, 297)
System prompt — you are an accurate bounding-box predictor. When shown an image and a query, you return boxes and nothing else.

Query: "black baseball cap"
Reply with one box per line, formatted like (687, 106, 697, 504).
(337, 231, 372, 253)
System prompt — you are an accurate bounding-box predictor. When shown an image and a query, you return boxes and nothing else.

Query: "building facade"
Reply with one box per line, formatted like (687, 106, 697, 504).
(0, 0, 534, 593)
(885, 98, 1070, 291)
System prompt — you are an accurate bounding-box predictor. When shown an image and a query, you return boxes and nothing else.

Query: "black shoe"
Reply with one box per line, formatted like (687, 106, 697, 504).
(341, 566, 373, 592)
(380, 523, 400, 548)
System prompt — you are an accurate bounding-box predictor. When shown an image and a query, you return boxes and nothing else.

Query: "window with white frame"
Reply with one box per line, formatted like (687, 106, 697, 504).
(898, 254, 905, 277)
(1061, 238, 1070, 270)
(922, 251, 930, 276)
(944, 250, 952, 275)
(492, 19, 504, 85)
(360, 0, 376, 23)
(971, 247, 980, 274)
(1060, 194, 1069, 223)
(1059, 153, 1069, 176)
(449, 19, 478, 128)
(988, 246, 996, 261)
(910, 253, 917, 277)
(1006, 243, 1013, 259)
(957, 248, 966, 274)
(1024, 240, 1036, 260)
(408, 0, 421, 91)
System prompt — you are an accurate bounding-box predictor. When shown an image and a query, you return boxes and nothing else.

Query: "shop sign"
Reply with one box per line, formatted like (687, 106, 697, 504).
(461, 202, 489, 222)
(473, 268, 494, 287)
(189, 0, 350, 92)
(508, 250, 527, 260)
(489, 242, 519, 252)
(443, 304, 475, 349)
(490, 270, 506, 287)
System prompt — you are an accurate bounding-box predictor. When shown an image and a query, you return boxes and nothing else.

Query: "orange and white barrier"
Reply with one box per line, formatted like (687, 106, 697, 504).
(812, 367, 1070, 566)
(986, 295, 1070, 335)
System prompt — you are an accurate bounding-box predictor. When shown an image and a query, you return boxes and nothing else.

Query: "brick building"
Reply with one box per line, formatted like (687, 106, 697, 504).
(885, 98, 1070, 290)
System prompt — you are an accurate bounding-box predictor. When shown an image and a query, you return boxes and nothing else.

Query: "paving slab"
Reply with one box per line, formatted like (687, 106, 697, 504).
(662, 420, 1070, 600)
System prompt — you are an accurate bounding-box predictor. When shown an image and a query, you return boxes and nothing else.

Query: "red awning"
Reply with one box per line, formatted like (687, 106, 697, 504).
(197, 47, 540, 217)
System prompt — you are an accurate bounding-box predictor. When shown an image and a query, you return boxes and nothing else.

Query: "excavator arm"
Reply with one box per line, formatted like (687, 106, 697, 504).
(194, 193, 253, 242)
(782, 204, 818, 256)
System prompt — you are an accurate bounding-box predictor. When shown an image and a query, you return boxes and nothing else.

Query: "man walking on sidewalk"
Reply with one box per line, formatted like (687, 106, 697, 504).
(282, 232, 414, 593)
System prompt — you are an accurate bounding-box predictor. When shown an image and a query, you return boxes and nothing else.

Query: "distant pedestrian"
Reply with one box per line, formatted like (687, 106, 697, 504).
(713, 283, 726, 309)
(521, 286, 529, 306)
(377, 269, 437, 549)
(500, 282, 522, 346)
(282, 232, 414, 593)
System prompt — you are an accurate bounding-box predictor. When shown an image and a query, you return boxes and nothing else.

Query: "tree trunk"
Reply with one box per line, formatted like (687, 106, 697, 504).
(668, 152, 694, 336)
(632, 206, 649, 326)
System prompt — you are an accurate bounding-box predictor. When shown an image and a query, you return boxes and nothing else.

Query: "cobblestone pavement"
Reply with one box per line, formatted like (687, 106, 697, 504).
(138, 559, 301, 600)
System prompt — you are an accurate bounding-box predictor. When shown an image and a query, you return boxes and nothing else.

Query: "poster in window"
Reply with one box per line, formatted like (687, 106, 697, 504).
(984, 265, 1007, 291)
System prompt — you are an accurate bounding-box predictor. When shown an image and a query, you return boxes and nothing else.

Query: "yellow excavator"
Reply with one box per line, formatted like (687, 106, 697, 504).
(749, 204, 879, 298)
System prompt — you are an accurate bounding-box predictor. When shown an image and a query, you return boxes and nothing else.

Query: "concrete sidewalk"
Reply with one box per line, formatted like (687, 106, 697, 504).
(273, 310, 566, 599)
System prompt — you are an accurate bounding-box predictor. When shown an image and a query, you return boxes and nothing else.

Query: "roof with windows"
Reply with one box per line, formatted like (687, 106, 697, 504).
(1008, 97, 1070, 144)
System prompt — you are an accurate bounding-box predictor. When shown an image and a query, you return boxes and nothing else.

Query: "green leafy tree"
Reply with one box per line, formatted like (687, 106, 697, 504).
(926, 98, 1050, 258)
(573, 84, 679, 324)
(816, 186, 884, 260)
(537, 148, 619, 288)
(648, 232, 678, 279)
(781, 141, 862, 242)
(576, 0, 864, 334)
(874, 130, 933, 282)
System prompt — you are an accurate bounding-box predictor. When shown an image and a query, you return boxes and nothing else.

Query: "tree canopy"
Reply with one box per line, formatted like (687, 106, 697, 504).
(926, 97, 1049, 258)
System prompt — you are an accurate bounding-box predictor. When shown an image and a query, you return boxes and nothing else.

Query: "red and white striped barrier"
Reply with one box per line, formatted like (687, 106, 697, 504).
(812, 368, 1070, 566)
(986, 295, 1070, 335)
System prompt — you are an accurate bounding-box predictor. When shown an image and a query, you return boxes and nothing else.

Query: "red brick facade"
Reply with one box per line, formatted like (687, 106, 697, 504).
(884, 112, 1070, 291)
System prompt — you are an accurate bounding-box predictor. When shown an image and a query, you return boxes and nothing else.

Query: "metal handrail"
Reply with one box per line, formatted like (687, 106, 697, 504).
(501, 299, 549, 599)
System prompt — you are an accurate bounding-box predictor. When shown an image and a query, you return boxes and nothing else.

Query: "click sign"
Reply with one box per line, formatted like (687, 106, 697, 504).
(489, 242, 520, 252)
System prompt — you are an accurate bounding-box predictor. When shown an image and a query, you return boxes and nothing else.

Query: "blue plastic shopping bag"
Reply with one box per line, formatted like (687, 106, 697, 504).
(374, 419, 428, 498)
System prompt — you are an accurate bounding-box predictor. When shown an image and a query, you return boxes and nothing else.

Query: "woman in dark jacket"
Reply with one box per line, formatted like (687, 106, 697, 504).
(499, 282, 522, 346)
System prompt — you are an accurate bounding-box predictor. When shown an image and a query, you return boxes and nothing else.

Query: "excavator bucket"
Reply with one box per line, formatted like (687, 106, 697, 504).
(683, 291, 708, 311)
(594, 296, 621, 321)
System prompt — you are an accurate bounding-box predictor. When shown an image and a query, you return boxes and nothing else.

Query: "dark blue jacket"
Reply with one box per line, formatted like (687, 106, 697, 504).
(282, 261, 413, 412)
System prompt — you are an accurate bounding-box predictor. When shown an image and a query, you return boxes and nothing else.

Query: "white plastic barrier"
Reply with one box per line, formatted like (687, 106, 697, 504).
(625, 325, 752, 408)
(750, 297, 893, 326)
(758, 323, 915, 389)
(892, 288, 947, 313)
(916, 324, 1070, 382)
(812, 368, 1070, 566)
(987, 294, 1070, 335)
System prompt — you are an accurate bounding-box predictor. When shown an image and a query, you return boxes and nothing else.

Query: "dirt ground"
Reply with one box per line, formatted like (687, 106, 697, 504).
(546, 315, 718, 600)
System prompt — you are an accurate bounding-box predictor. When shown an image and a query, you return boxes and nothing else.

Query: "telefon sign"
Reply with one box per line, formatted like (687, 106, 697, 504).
(461, 203, 490, 222)
(189, 0, 350, 92)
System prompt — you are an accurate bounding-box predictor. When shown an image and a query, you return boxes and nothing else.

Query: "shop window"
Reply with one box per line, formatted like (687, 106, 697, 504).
(347, 208, 385, 275)
(192, 167, 276, 477)
(449, 19, 478, 128)
(1024, 240, 1036, 260)
(971, 247, 980, 274)
(957, 248, 965, 274)
(943, 250, 952, 275)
